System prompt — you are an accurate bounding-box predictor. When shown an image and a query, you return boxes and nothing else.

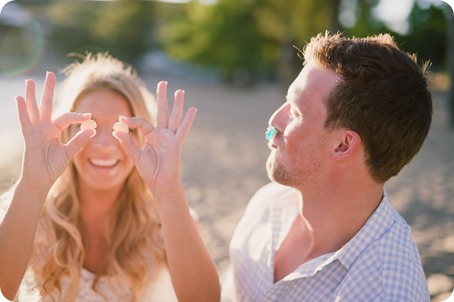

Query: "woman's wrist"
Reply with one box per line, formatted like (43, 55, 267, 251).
(17, 175, 52, 198)
(151, 182, 185, 203)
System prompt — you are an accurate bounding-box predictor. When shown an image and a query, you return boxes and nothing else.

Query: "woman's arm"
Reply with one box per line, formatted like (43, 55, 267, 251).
(154, 185, 220, 302)
(113, 81, 220, 302)
(0, 181, 49, 300)
(0, 72, 95, 300)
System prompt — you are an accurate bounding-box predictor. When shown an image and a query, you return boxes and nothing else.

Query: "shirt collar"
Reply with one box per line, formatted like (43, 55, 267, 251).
(334, 191, 396, 269)
(279, 191, 397, 280)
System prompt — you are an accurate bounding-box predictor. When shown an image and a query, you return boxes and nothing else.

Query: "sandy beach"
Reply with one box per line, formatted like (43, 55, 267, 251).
(0, 70, 453, 301)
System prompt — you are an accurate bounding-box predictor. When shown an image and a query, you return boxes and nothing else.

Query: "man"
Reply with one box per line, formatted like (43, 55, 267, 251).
(222, 32, 431, 301)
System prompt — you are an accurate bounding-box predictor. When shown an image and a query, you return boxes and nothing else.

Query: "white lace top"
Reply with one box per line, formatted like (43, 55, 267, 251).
(17, 266, 178, 302)
(0, 196, 178, 302)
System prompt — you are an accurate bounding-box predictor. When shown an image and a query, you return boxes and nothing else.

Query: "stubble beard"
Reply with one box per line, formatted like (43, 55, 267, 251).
(266, 151, 298, 187)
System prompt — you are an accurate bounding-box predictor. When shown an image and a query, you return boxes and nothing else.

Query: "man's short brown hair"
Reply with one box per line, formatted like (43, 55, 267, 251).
(303, 32, 432, 183)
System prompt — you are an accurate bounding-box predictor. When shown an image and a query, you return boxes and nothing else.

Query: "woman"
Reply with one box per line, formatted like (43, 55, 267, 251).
(0, 53, 220, 301)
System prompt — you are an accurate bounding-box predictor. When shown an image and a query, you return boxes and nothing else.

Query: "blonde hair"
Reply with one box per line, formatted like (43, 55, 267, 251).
(31, 53, 166, 301)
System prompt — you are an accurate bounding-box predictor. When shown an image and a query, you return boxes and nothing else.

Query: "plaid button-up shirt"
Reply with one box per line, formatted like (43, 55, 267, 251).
(222, 183, 429, 301)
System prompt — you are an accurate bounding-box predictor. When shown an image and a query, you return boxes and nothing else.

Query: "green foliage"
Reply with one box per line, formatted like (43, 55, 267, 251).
(42, 0, 448, 84)
(0, 21, 44, 75)
(254, 0, 342, 84)
(395, 3, 448, 70)
(159, 0, 342, 84)
(160, 0, 274, 83)
(343, 0, 448, 71)
(255, 0, 340, 45)
(48, 0, 155, 65)
(343, 0, 382, 37)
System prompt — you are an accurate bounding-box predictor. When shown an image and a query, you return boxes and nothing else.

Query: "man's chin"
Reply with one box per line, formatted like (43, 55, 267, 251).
(267, 162, 297, 187)
(266, 162, 285, 184)
(265, 156, 276, 180)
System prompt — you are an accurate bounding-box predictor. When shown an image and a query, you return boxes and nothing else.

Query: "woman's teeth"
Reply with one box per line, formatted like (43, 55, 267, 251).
(90, 159, 118, 167)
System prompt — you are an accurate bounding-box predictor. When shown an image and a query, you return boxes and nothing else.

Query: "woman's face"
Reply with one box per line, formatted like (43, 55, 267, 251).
(71, 89, 135, 192)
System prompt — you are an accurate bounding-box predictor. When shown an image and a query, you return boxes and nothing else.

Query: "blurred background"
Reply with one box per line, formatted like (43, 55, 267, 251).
(1, 0, 453, 301)
(1, 0, 452, 88)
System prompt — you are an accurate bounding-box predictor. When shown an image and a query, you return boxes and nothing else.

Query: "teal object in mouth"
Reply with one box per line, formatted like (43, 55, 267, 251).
(265, 126, 277, 141)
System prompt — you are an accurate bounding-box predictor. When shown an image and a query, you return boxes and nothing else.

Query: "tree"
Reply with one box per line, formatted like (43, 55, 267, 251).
(396, 3, 448, 70)
(254, 0, 342, 86)
(160, 0, 274, 85)
(343, 0, 382, 37)
(343, 1, 448, 73)
(48, 0, 155, 66)
(160, 0, 342, 85)
(448, 7, 454, 126)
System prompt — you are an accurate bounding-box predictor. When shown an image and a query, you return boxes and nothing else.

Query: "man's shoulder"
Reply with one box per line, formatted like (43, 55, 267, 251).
(378, 219, 427, 280)
(357, 220, 423, 271)
(344, 215, 429, 300)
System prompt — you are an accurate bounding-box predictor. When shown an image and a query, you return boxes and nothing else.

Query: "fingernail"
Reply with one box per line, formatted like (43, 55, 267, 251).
(113, 122, 129, 133)
(81, 119, 97, 130)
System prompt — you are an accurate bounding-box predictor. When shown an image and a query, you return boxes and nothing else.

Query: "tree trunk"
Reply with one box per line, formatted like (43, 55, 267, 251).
(448, 9, 454, 127)
(330, 0, 342, 33)
(277, 40, 301, 90)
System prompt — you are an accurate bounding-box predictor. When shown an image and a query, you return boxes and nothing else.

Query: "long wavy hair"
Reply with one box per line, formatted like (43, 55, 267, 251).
(30, 53, 166, 301)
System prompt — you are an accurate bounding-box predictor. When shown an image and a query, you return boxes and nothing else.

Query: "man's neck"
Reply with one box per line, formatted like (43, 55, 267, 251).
(274, 183, 383, 282)
(297, 182, 383, 252)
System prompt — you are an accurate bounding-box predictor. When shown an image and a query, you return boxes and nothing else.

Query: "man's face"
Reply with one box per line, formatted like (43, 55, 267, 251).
(266, 63, 340, 189)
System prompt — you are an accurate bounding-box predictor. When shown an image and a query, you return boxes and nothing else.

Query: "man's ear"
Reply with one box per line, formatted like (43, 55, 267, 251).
(333, 130, 361, 160)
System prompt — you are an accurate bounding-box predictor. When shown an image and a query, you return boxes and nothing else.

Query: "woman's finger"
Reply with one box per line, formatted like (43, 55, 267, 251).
(176, 107, 197, 141)
(16, 96, 33, 137)
(156, 81, 169, 128)
(53, 112, 92, 132)
(113, 130, 141, 165)
(24, 79, 39, 124)
(65, 129, 96, 160)
(120, 116, 155, 137)
(39, 72, 56, 121)
(168, 89, 184, 132)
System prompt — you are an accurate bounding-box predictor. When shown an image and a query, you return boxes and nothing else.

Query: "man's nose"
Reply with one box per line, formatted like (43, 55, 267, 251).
(268, 102, 289, 133)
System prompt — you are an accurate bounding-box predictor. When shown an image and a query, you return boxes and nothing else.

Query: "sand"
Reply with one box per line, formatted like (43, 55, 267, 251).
(1, 71, 453, 301)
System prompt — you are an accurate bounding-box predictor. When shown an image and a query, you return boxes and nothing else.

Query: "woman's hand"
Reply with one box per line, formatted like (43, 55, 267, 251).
(16, 72, 95, 190)
(114, 82, 220, 301)
(113, 81, 197, 193)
